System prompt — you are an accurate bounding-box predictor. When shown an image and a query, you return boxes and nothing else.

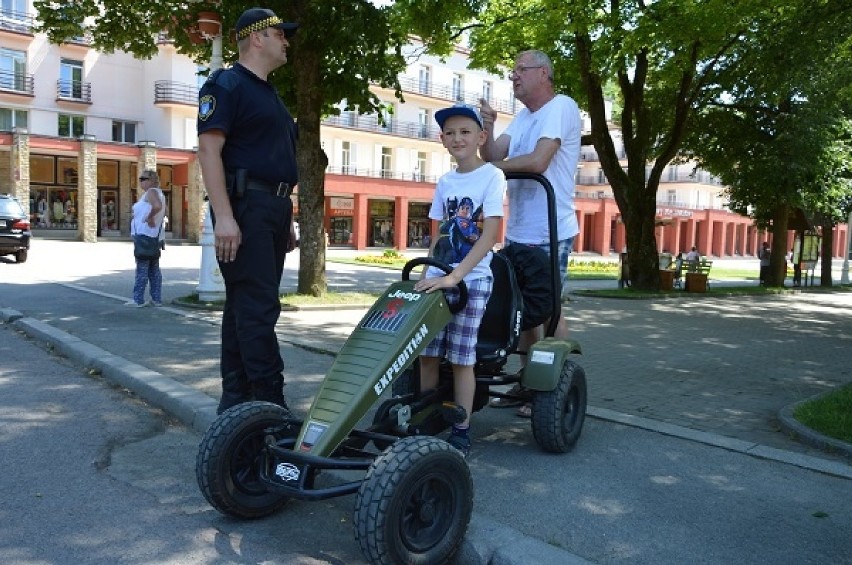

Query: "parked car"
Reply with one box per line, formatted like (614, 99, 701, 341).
(0, 194, 31, 263)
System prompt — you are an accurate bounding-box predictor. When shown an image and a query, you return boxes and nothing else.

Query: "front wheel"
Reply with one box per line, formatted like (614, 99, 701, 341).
(531, 359, 587, 453)
(196, 401, 294, 518)
(354, 436, 472, 565)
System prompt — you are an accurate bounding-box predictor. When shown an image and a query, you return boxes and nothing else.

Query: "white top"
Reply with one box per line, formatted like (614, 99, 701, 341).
(427, 162, 506, 282)
(503, 94, 582, 244)
(131, 188, 166, 240)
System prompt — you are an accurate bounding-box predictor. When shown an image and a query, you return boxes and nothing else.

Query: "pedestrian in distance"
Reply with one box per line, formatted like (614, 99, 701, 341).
(759, 241, 771, 286)
(126, 169, 166, 307)
(415, 103, 506, 456)
(480, 49, 582, 418)
(196, 7, 299, 414)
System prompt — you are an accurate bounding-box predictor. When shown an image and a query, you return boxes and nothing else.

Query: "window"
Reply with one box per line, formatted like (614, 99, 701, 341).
(380, 147, 393, 178)
(379, 103, 394, 132)
(0, 48, 26, 92)
(417, 108, 430, 138)
(418, 65, 431, 95)
(0, 107, 26, 130)
(1, 0, 27, 16)
(482, 81, 492, 103)
(667, 190, 677, 204)
(341, 141, 351, 174)
(59, 58, 83, 99)
(58, 114, 84, 138)
(452, 73, 463, 102)
(111, 120, 136, 143)
(416, 152, 427, 182)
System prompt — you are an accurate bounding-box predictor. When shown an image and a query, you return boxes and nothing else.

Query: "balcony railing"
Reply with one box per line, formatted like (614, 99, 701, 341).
(323, 111, 443, 141)
(56, 79, 92, 103)
(154, 80, 198, 106)
(0, 69, 34, 95)
(326, 165, 439, 184)
(396, 75, 518, 115)
(0, 10, 33, 34)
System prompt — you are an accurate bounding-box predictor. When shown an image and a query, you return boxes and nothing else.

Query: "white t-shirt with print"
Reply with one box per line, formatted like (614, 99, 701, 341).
(504, 94, 582, 244)
(427, 162, 506, 282)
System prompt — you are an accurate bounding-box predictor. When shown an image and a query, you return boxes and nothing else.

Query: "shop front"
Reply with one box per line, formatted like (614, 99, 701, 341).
(328, 196, 354, 246)
(407, 201, 431, 248)
(369, 199, 394, 247)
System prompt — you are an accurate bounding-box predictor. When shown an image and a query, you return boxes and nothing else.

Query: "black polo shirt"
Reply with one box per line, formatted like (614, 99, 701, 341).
(197, 62, 298, 186)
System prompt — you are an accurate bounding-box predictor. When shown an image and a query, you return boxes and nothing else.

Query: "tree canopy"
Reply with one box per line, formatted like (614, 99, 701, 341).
(34, 0, 425, 295)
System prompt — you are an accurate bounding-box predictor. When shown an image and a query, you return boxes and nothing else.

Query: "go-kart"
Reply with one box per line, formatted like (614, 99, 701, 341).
(196, 173, 587, 565)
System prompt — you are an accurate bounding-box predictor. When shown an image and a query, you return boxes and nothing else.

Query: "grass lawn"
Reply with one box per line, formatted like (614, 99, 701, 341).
(794, 384, 852, 444)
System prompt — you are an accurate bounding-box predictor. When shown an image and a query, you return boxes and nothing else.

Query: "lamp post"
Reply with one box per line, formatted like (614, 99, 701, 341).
(841, 209, 851, 285)
(192, 7, 225, 301)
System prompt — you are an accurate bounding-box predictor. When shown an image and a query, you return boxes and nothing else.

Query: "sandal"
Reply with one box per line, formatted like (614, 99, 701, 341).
(489, 383, 533, 408)
(516, 403, 533, 418)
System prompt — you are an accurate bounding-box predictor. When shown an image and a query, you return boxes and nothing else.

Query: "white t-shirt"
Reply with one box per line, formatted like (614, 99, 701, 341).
(427, 162, 506, 282)
(503, 94, 582, 244)
(131, 188, 166, 240)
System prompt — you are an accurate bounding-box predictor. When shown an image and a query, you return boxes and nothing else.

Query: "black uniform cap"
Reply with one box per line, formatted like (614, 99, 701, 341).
(235, 8, 298, 40)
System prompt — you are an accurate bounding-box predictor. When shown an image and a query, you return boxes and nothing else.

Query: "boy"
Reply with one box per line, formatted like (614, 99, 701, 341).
(414, 103, 506, 456)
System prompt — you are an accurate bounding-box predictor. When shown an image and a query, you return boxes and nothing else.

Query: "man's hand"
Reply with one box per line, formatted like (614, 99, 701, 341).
(414, 272, 460, 294)
(214, 216, 242, 263)
(479, 98, 497, 134)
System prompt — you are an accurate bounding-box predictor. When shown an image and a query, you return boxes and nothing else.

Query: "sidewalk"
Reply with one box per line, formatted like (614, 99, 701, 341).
(1, 240, 851, 563)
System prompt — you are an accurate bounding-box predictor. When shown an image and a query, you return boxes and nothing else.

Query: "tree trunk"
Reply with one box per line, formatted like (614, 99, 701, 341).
(768, 204, 790, 287)
(293, 48, 328, 296)
(820, 220, 834, 287)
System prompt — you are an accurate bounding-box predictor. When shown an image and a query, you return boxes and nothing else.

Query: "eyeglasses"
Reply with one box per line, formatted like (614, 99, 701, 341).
(508, 65, 544, 79)
(139, 176, 150, 181)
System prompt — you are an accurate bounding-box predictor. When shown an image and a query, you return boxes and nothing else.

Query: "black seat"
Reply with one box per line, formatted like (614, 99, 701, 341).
(475, 251, 522, 370)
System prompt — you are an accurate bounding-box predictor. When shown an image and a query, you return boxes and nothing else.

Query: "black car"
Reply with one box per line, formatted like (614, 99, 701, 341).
(0, 194, 31, 263)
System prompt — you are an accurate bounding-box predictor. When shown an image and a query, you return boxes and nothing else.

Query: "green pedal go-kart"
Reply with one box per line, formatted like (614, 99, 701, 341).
(195, 173, 587, 565)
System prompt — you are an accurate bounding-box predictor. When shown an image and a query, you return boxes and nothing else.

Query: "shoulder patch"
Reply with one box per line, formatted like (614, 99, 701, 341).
(199, 95, 216, 121)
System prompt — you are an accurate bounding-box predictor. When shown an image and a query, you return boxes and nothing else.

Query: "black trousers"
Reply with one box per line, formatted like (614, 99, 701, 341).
(214, 190, 292, 387)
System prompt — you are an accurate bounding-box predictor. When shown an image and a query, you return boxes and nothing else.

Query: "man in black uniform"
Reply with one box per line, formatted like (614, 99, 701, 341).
(197, 7, 299, 414)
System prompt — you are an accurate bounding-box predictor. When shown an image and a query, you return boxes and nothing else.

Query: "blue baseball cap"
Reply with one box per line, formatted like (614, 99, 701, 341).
(435, 103, 484, 130)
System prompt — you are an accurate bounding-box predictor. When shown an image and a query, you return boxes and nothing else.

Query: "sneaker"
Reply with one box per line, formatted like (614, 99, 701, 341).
(151, 301, 163, 307)
(446, 433, 471, 458)
(124, 301, 145, 308)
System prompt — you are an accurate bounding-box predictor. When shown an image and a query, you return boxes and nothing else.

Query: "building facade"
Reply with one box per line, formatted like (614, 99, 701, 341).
(0, 3, 847, 259)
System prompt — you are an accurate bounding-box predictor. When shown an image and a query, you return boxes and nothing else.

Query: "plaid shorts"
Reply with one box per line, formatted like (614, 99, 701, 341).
(422, 276, 493, 366)
(506, 237, 575, 293)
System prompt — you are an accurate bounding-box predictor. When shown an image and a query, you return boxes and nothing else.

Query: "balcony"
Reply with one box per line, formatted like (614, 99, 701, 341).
(154, 80, 198, 107)
(323, 111, 443, 141)
(0, 69, 34, 96)
(56, 79, 92, 103)
(0, 10, 34, 35)
(396, 75, 518, 115)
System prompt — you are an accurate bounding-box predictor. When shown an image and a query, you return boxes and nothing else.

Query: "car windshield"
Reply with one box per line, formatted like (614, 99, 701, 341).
(0, 199, 24, 215)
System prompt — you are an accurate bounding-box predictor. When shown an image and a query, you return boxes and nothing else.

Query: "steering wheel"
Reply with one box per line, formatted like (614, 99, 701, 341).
(402, 257, 468, 315)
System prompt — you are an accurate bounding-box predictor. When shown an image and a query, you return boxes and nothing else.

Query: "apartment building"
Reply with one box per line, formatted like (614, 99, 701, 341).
(0, 3, 846, 258)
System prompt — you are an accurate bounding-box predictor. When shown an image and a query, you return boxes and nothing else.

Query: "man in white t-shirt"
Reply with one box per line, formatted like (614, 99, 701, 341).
(480, 49, 582, 416)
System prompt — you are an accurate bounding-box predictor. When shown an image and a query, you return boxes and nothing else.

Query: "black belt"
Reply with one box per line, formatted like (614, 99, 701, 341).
(245, 179, 292, 197)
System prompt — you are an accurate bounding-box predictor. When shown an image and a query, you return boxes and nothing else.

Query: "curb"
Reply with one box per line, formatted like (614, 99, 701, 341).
(778, 390, 852, 460)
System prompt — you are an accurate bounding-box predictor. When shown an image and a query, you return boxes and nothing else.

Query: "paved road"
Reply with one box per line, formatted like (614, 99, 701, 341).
(2, 239, 851, 564)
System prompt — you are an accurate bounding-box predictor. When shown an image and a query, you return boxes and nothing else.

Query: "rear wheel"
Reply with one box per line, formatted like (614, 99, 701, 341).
(15, 249, 27, 263)
(531, 359, 587, 453)
(196, 401, 294, 518)
(354, 436, 472, 565)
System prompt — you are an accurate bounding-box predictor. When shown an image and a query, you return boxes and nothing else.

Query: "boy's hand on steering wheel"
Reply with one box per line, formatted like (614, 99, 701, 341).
(415, 273, 459, 293)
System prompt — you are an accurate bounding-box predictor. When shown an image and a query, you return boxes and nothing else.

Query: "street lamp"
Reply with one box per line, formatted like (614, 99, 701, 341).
(190, 5, 225, 301)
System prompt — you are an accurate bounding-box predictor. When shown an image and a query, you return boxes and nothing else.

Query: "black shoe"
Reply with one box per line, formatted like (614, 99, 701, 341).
(250, 377, 288, 409)
(217, 371, 251, 415)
